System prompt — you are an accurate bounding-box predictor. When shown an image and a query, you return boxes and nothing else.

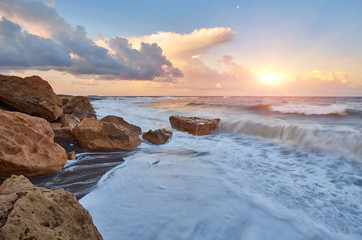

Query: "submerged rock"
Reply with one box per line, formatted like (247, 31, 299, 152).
(73, 118, 141, 151)
(0, 110, 67, 179)
(63, 96, 96, 119)
(0, 75, 63, 121)
(0, 175, 103, 240)
(101, 115, 142, 135)
(169, 115, 220, 135)
(142, 129, 173, 145)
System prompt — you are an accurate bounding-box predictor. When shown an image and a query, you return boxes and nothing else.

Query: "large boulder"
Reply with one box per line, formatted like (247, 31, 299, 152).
(101, 115, 142, 135)
(0, 109, 68, 179)
(0, 175, 103, 240)
(142, 129, 172, 145)
(63, 96, 96, 119)
(73, 118, 141, 151)
(169, 115, 220, 135)
(0, 75, 63, 121)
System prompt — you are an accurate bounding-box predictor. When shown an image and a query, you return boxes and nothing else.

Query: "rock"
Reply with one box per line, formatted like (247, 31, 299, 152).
(142, 129, 172, 145)
(52, 114, 80, 139)
(0, 175, 103, 240)
(0, 75, 63, 121)
(101, 115, 142, 135)
(68, 151, 76, 160)
(63, 96, 96, 119)
(61, 98, 70, 106)
(53, 127, 74, 139)
(169, 115, 220, 135)
(56, 113, 80, 129)
(50, 122, 62, 129)
(0, 109, 68, 179)
(73, 118, 141, 151)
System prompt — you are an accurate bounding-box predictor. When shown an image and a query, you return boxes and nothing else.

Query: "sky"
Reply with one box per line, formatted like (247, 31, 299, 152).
(0, 0, 362, 96)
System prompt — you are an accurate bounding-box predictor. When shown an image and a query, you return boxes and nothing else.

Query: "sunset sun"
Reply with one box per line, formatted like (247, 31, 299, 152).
(260, 70, 283, 85)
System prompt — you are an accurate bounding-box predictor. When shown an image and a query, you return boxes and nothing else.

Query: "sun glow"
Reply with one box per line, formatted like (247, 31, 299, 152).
(259, 70, 283, 85)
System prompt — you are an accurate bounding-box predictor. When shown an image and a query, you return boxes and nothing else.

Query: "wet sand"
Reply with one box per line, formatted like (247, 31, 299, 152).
(28, 138, 134, 199)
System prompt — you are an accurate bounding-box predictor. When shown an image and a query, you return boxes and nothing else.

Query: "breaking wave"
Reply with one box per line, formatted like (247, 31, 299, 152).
(219, 118, 362, 160)
(269, 104, 349, 116)
(239, 103, 362, 117)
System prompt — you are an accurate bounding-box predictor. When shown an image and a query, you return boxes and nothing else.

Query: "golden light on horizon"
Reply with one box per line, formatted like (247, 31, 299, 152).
(258, 68, 284, 85)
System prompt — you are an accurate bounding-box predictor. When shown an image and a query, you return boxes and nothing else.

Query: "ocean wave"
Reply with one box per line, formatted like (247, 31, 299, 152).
(219, 118, 362, 159)
(269, 104, 350, 116)
(239, 103, 362, 117)
(243, 104, 272, 112)
(186, 102, 206, 106)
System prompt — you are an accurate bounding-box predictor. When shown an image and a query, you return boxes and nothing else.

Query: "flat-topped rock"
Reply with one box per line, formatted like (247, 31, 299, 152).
(63, 96, 96, 119)
(73, 118, 141, 151)
(169, 115, 220, 135)
(0, 109, 68, 179)
(0, 175, 103, 240)
(0, 75, 63, 121)
(142, 129, 172, 145)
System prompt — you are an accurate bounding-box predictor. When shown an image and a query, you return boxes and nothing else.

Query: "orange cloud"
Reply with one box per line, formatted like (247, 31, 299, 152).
(307, 70, 349, 84)
(128, 28, 237, 59)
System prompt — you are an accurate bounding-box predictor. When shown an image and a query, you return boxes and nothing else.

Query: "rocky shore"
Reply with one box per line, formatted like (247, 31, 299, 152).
(0, 74, 221, 238)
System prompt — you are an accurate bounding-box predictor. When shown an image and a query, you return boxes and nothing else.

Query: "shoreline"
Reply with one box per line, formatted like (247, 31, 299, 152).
(28, 137, 134, 199)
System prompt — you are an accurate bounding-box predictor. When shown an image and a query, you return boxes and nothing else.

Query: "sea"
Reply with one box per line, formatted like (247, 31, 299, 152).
(76, 96, 362, 240)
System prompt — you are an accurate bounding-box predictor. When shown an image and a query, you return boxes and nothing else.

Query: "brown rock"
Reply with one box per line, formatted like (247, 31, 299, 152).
(142, 129, 172, 145)
(101, 115, 142, 135)
(0, 175, 103, 240)
(169, 115, 220, 135)
(57, 113, 80, 129)
(63, 96, 96, 119)
(61, 97, 70, 106)
(73, 118, 141, 151)
(68, 151, 76, 160)
(0, 109, 67, 179)
(50, 122, 62, 129)
(0, 75, 63, 121)
(53, 127, 74, 139)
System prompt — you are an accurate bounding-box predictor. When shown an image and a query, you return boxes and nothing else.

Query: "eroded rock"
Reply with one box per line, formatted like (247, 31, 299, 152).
(101, 115, 142, 135)
(142, 129, 172, 145)
(73, 118, 141, 151)
(0, 75, 63, 121)
(53, 127, 74, 139)
(0, 109, 67, 179)
(57, 113, 80, 129)
(63, 96, 96, 119)
(169, 115, 220, 135)
(0, 175, 102, 240)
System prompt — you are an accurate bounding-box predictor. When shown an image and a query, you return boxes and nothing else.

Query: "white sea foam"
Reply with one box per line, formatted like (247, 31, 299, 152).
(269, 104, 348, 116)
(81, 97, 362, 240)
(219, 117, 362, 160)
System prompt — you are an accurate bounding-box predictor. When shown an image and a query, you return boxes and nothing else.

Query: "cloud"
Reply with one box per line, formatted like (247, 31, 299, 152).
(306, 70, 349, 84)
(125, 28, 254, 90)
(283, 70, 354, 96)
(0, 0, 182, 81)
(0, 17, 71, 67)
(106, 37, 183, 81)
(0, 0, 69, 38)
(129, 27, 237, 59)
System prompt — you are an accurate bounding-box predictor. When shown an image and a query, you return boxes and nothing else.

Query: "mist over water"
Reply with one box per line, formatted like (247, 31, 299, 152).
(80, 97, 362, 240)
